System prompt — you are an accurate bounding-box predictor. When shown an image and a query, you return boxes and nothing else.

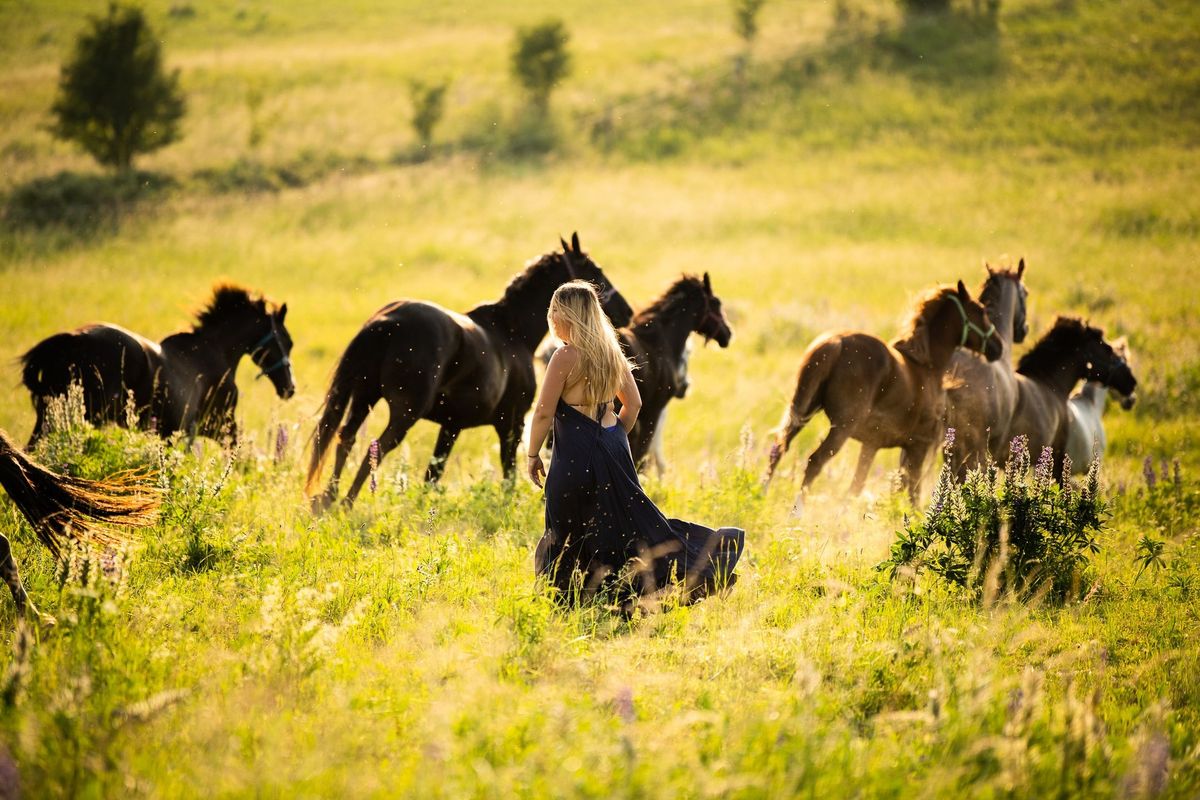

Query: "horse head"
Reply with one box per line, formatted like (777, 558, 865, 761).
(560, 232, 634, 327)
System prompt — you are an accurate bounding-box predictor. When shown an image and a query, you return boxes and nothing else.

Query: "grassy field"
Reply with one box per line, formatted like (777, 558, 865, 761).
(1, 0, 1198, 795)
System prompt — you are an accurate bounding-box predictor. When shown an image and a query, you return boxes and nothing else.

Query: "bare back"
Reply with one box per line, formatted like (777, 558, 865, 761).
(559, 345, 620, 427)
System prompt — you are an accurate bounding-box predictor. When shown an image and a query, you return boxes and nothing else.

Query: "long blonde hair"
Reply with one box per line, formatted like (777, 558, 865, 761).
(548, 281, 632, 405)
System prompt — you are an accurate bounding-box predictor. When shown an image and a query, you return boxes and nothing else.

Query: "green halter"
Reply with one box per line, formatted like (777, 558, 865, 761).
(946, 293, 996, 349)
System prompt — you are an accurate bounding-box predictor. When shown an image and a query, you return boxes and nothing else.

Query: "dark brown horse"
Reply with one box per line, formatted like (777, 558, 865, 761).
(21, 284, 295, 446)
(0, 430, 159, 623)
(306, 233, 634, 509)
(619, 273, 733, 468)
(1008, 317, 1136, 479)
(944, 261, 1030, 475)
(765, 281, 1003, 498)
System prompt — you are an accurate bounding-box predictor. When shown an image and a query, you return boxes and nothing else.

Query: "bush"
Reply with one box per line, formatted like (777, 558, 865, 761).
(898, 0, 952, 13)
(734, 0, 768, 46)
(49, 4, 186, 172)
(511, 19, 572, 114)
(881, 434, 1107, 601)
(409, 78, 450, 151)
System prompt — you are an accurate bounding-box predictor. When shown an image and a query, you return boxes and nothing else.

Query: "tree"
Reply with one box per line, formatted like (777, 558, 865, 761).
(733, 0, 767, 47)
(409, 78, 450, 151)
(511, 19, 572, 114)
(50, 4, 186, 173)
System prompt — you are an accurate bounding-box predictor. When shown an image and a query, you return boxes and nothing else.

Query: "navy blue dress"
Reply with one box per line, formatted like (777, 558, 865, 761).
(535, 399, 744, 604)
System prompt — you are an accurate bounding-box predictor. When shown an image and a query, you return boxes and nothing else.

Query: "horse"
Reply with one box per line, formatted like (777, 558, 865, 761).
(647, 339, 692, 477)
(21, 284, 295, 446)
(943, 260, 1030, 475)
(0, 430, 159, 623)
(1008, 318, 1136, 478)
(619, 273, 732, 469)
(1064, 338, 1135, 469)
(764, 280, 1003, 499)
(306, 233, 634, 510)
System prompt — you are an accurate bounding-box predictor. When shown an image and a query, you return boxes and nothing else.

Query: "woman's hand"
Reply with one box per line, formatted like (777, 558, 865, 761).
(528, 453, 546, 488)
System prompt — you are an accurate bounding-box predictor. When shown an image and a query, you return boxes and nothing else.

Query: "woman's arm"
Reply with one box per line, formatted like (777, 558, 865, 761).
(615, 362, 641, 433)
(526, 347, 576, 486)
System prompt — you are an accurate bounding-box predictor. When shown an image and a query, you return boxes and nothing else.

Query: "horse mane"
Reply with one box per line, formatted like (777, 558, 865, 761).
(632, 275, 706, 327)
(500, 252, 565, 304)
(978, 266, 1022, 307)
(1016, 316, 1101, 379)
(194, 283, 269, 327)
(892, 284, 954, 367)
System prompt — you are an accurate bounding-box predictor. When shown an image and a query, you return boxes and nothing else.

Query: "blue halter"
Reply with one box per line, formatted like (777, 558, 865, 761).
(251, 328, 290, 379)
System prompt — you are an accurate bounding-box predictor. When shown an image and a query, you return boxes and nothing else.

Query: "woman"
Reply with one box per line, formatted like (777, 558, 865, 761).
(528, 281, 744, 607)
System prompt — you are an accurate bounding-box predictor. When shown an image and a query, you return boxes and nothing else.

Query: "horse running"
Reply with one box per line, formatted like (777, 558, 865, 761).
(306, 233, 633, 510)
(21, 284, 295, 446)
(619, 273, 732, 469)
(765, 281, 1003, 498)
(0, 430, 158, 623)
(943, 260, 1030, 474)
(1008, 318, 1136, 478)
(1064, 338, 1135, 469)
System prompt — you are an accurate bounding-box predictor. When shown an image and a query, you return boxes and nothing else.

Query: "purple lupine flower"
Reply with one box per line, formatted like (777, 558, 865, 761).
(368, 439, 380, 493)
(1034, 446, 1054, 487)
(1161, 458, 1170, 485)
(274, 425, 289, 464)
(1061, 453, 1074, 503)
(1174, 459, 1182, 489)
(1143, 456, 1157, 490)
(943, 427, 956, 454)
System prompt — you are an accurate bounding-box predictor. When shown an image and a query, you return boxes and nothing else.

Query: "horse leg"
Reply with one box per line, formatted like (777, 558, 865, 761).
(0, 533, 44, 623)
(849, 442, 879, 496)
(26, 401, 47, 449)
(765, 413, 809, 484)
(342, 406, 418, 508)
(489, 405, 526, 482)
(318, 396, 375, 509)
(425, 427, 462, 484)
(901, 442, 933, 503)
(802, 426, 852, 490)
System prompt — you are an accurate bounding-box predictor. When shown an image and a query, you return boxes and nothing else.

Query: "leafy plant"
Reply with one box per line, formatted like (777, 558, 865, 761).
(49, 4, 186, 172)
(511, 19, 572, 115)
(882, 434, 1107, 601)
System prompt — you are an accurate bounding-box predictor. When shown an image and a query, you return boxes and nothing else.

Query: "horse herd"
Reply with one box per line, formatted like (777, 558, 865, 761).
(2, 233, 1138, 619)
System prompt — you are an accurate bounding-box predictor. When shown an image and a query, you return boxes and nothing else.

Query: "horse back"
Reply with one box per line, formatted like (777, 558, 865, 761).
(23, 323, 160, 407)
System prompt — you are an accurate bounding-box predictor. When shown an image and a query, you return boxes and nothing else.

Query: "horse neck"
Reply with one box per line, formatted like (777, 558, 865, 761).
(188, 317, 259, 370)
(983, 279, 1020, 353)
(1077, 382, 1108, 411)
(631, 298, 696, 361)
(924, 300, 967, 373)
(491, 256, 569, 351)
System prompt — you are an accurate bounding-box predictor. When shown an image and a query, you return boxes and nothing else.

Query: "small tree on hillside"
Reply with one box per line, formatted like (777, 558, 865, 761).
(409, 78, 450, 151)
(734, 0, 767, 47)
(511, 19, 572, 115)
(50, 3, 186, 173)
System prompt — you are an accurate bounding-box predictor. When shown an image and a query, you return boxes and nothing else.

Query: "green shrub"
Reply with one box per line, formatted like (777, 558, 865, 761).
(511, 19, 572, 114)
(49, 3, 186, 172)
(409, 78, 450, 151)
(881, 434, 1107, 601)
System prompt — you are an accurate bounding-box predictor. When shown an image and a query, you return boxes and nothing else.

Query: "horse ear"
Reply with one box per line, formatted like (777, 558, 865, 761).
(984, 260, 993, 274)
(956, 279, 970, 302)
(703, 272, 712, 293)
(571, 232, 581, 253)
(1017, 258, 1026, 278)
(560, 236, 570, 252)
(277, 303, 288, 323)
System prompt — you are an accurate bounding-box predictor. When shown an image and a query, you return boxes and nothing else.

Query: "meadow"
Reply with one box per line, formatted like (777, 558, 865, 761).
(0, 0, 1198, 795)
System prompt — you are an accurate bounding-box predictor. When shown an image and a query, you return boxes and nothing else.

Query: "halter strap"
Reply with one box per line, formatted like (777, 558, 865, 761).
(946, 293, 996, 349)
(250, 326, 290, 379)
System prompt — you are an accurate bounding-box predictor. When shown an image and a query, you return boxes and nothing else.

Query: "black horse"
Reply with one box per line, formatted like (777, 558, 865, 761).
(21, 284, 295, 446)
(306, 233, 634, 509)
(619, 273, 733, 467)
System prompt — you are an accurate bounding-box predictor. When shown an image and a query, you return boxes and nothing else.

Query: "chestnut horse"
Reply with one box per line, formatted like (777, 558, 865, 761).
(0, 430, 158, 623)
(1008, 318, 1136, 479)
(21, 285, 295, 446)
(619, 273, 733, 468)
(765, 281, 1003, 498)
(306, 234, 634, 509)
(943, 261, 1030, 475)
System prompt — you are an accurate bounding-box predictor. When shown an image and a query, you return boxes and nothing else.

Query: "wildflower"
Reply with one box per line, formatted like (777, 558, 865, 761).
(943, 427, 956, 454)
(368, 439, 380, 493)
(274, 425, 289, 464)
(1034, 446, 1054, 488)
(1173, 459, 1181, 489)
(1142, 456, 1156, 490)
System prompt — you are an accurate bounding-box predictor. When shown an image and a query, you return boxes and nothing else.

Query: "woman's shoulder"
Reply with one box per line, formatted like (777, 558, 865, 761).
(550, 344, 580, 365)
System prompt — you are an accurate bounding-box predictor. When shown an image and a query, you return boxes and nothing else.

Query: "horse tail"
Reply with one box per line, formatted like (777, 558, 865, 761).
(0, 429, 159, 559)
(19, 337, 63, 398)
(305, 343, 364, 497)
(766, 337, 841, 480)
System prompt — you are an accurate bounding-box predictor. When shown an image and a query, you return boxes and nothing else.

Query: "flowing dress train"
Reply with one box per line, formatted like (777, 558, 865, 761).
(535, 400, 744, 604)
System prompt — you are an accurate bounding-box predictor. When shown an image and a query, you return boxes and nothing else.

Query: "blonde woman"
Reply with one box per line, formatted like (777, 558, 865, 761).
(528, 281, 744, 606)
